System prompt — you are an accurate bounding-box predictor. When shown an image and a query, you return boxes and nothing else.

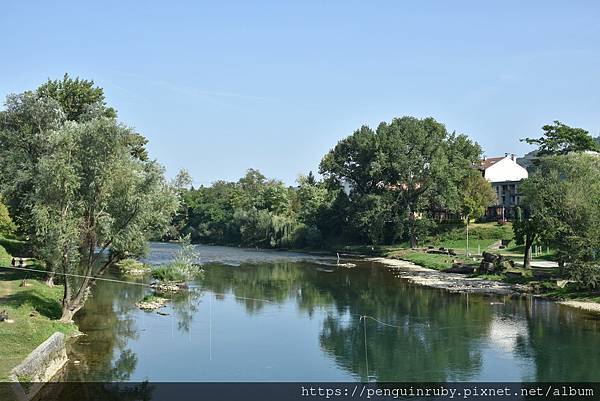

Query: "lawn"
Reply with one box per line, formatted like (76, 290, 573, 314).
(387, 249, 472, 271)
(0, 245, 10, 267)
(0, 269, 78, 381)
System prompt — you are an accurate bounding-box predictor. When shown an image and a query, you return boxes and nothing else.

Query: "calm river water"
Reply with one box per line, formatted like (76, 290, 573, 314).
(65, 243, 600, 382)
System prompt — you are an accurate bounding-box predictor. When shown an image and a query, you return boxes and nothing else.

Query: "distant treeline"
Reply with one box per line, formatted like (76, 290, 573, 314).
(170, 116, 496, 248)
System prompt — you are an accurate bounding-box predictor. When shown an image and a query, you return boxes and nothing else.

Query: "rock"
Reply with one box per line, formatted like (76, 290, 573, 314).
(151, 282, 184, 292)
(337, 262, 357, 268)
(478, 252, 514, 274)
(0, 310, 8, 322)
(136, 297, 168, 310)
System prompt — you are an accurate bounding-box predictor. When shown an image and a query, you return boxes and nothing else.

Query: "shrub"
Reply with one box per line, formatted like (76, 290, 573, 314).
(151, 266, 188, 282)
(151, 235, 203, 282)
(569, 261, 600, 289)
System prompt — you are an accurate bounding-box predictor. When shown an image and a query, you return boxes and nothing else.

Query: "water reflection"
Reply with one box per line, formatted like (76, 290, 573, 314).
(67, 243, 600, 382)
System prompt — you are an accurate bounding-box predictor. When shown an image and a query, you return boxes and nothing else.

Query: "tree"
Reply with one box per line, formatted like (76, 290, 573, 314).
(172, 169, 193, 190)
(0, 198, 16, 236)
(461, 171, 496, 222)
(513, 169, 565, 269)
(461, 170, 496, 255)
(0, 75, 149, 234)
(0, 92, 65, 232)
(31, 118, 178, 321)
(36, 73, 117, 121)
(320, 116, 482, 247)
(514, 154, 600, 272)
(522, 121, 600, 156)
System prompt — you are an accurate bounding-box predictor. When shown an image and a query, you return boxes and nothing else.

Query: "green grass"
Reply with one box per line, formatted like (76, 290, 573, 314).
(151, 266, 187, 282)
(0, 245, 10, 267)
(141, 294, 166, 303)
(0, 270, 78, 381)
(387, 249, 468, 271)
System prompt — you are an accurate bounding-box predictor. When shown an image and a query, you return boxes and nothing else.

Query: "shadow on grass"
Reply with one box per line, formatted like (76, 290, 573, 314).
(0, 237, 29, 257)
(1, 290, 62, 320)
(0, 269, 62, 320)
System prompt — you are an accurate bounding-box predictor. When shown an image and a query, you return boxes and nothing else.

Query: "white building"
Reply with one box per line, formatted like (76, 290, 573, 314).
(480, 153, 529, 220)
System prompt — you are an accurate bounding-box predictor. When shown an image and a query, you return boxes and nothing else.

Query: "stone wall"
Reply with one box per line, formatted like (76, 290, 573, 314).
(8, 332, 68, 401)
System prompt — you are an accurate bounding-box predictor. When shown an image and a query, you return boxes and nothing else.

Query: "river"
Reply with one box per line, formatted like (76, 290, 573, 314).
(65, 242, 600, 382)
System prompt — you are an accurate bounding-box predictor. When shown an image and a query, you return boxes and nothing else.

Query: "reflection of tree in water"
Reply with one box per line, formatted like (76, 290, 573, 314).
(69, 273, 147, 382)
(201, 262, 495, 381)
(512, 298, 600, 381)
(168, 288, 203, 333)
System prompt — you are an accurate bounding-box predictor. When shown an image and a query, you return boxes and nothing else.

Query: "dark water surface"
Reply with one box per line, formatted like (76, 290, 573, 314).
(66, 243, 600, 382)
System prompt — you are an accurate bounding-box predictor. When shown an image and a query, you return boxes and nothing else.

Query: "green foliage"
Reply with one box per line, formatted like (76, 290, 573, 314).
(153, 236, 203, 282)
(516, 153, 600, 281)
(0, 75, 149, 239)
(116, 258, 149, 274)
(319, 116, 482, 246)
(35, 73, 117, 121)
(28, 117, 179, 318)
(151, 266, 188, 282)
(0, 199, 16, 236)
(172, 117, 482, 249)
(461, 170, 496, 221)
(569, 262, 600, 290)
(1, 77, 179, 320)
(523, 120, 600, 156)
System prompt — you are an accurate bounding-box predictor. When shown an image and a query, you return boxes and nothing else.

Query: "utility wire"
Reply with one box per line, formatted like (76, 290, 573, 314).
(0, 265, 274, 303)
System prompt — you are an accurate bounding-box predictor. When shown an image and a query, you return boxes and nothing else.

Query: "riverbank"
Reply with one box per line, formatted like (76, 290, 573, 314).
(0, 269, 78, 381)
(366, 255, 600, 314)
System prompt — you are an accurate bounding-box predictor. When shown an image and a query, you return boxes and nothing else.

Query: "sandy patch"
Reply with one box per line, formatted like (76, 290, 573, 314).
(558, 300, 600, 314)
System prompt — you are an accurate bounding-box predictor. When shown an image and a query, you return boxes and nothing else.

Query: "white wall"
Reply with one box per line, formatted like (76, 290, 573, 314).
(484, 157, 528, 183)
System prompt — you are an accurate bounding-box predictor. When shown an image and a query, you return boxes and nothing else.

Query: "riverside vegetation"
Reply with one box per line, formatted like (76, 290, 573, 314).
(0, 75, 599, 381)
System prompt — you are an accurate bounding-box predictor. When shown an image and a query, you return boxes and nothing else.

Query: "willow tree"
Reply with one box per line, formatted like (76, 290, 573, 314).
(32, 118, 178, 322)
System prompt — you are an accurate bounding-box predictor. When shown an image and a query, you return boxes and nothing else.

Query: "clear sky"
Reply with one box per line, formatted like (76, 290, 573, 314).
(1, 1, 599, 185)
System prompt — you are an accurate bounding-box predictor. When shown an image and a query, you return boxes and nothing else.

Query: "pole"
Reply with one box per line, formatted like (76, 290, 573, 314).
(466, 214, 469, 257)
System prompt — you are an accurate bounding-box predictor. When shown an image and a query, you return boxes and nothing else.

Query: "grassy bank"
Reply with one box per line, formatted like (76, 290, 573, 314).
(0, 259, 78, 381)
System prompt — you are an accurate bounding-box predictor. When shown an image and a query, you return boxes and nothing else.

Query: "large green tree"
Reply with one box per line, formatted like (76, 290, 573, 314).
(0, 75, 149, 238)
(515, 154, 600, 275)
(320, 116, 482, 247)
(31, 118, 178, 321)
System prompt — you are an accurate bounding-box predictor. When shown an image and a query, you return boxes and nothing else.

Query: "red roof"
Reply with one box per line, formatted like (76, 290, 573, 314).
(480, 157, 504, 170)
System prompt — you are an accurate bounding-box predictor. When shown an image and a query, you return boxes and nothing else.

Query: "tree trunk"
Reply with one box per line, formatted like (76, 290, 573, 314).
(60, 301, 83, 323)
(408, 204, 417, 249)
(523, 233, 534, 269)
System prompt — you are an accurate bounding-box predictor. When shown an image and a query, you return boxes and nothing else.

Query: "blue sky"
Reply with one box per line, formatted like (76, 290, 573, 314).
(1, 1, 599, 185)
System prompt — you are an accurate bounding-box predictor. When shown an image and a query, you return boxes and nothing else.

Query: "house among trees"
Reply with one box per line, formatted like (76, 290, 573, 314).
(480, 153, 529, 221)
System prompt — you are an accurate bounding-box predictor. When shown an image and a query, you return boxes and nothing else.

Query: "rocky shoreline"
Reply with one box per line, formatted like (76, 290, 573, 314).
(366, 256, 600, 314)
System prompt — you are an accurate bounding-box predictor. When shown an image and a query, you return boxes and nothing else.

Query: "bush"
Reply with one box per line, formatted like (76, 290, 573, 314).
(569, 261, 600, 289)
(291, 224, 322, 248)
(151, 236, 203, 282)
(151, 266, 187, 282)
